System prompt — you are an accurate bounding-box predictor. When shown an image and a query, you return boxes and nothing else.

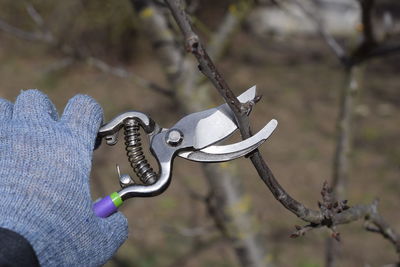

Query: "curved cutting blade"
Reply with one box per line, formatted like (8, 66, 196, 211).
(171, 86, 257, 149)
(178, 119, 278, 162)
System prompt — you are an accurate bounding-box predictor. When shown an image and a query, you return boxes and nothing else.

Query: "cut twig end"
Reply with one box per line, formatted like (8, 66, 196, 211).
(239, 95, 262, 116)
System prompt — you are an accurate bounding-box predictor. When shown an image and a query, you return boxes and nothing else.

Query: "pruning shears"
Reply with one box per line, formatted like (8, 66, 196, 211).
(93, 86, 278, 218)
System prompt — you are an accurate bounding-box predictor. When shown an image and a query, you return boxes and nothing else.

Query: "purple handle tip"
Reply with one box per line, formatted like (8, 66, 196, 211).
(93, 196, 118, 218)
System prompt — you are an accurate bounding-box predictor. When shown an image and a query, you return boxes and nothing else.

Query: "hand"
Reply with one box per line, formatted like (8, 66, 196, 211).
(0, 90, 128, 266)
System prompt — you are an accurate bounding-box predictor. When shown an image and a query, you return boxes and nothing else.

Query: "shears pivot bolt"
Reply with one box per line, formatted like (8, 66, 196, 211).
(166, 129, 184, 146)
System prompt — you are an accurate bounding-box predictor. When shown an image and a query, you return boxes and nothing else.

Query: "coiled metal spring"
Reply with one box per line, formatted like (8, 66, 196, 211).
(124, 119, 158, 185)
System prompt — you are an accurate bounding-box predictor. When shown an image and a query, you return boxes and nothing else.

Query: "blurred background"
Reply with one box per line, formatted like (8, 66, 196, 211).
(0, 0, 399, 266)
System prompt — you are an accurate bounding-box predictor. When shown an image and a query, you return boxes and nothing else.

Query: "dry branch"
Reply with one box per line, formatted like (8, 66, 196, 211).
(87, 57, 173, 97)
(164, 1, 400, 263)
(165, 0, 326, 225)
(291, 0, 347, 62)
(0, 18, 51, 42)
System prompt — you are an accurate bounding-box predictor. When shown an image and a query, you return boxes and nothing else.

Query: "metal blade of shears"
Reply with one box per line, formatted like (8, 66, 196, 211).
(178, 119, 277, 162)
(170, 86, 257, 150)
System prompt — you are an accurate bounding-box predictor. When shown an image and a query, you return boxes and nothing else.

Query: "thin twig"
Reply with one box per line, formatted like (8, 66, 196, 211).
(0, 18, 48, 42)
(291, 0, 347, 63)
(26, 3, 45, 27)
(87, 57, 174, 97)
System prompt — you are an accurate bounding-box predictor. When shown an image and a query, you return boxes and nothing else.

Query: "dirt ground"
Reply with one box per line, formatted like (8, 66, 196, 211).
(0, 30, 399, 267)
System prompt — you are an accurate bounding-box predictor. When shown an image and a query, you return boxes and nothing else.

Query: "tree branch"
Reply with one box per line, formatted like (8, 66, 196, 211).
(291, 0, 347, 63)
(164, 2, 400, 259)
(350, 0, 377, 63)
(165, 0, 244, 117)
(0, 18, 50, 42)
(359, 0, 376, 46)
(26, 3, 45, 28)
(354, 43, 400, 65)
(165, 0, 324, 222)
(87, 57, 173, 97)
(0, 3, 171, 97)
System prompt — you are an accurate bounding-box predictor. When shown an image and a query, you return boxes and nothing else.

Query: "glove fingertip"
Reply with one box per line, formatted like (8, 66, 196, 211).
(61, 94, 103, 137)
(13, 89, 59, 122)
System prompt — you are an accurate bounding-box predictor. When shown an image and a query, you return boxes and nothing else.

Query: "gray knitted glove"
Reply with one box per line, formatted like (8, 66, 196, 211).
(0, 90, 128, 266)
